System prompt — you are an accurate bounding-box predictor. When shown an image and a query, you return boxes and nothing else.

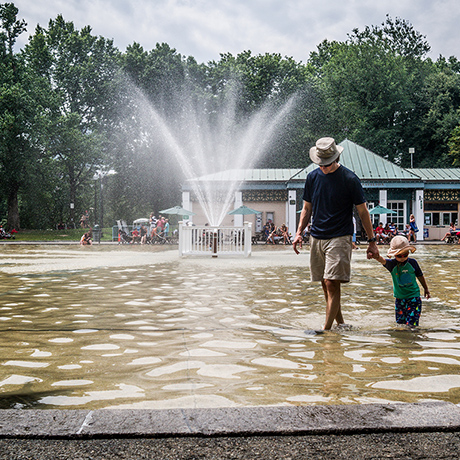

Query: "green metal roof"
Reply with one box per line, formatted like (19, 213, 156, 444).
(186, 140, 460, 185)
(338, 140, 420, 181)
(409, 168, 460, 182)
(188, 168, 302, 182)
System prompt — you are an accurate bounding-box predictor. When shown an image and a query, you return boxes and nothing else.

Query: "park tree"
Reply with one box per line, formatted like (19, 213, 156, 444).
(307, 16, 455, 166)
(415, 58, 460, 167)
(23, 15, 121, 227)
(448, 123, 460, 166)
(0, 3, 39, 230)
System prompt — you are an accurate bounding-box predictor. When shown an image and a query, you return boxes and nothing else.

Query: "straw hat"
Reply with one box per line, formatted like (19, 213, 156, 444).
(387, 235, 416, 258)
(309, 137, 344, 166)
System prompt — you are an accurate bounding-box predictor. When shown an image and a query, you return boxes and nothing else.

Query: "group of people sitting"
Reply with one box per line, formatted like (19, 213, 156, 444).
(263, 221, 291, 245)
(374, 214, 418, 244)
(123, 214, 171, 244)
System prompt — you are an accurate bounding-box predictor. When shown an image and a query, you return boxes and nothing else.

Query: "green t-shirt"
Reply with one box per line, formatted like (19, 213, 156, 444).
(384, 258, 423, 299)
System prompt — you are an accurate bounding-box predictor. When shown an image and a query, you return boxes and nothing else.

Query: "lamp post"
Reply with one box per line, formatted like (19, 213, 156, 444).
(409, 147, 415, 168)
(92, 169, 117, 228)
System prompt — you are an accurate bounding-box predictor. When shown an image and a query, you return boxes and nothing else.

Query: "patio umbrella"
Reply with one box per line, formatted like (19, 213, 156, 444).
(369, 205, 397, 215)
(228, 205, 262, 215)
(159, 206, 196, 216)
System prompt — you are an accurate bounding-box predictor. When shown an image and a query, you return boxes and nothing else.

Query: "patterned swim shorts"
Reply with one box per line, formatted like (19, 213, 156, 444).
(395, 297, 422, 327)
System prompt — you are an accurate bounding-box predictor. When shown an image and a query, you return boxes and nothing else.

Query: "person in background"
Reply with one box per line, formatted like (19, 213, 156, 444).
(375, 222, 386, 244)
(440, 222, 456, 241)
(352, 216, 358, 249)
(80, 231, 92, 245)
(131, 227, 140, 243)
(280, 223, 290, 244)
(140, 224, 148, 244)
(409, 214, 418, 243)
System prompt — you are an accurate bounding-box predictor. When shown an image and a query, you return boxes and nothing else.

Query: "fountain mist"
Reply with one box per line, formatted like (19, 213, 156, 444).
(124, 78, 297, 226)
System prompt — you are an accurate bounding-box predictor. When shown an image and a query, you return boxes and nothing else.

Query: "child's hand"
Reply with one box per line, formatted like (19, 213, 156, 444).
(425, 290, 431, 299)
(366, 242, 379, 260)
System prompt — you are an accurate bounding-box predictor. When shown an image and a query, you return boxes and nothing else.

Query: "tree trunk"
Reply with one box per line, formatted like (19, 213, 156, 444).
(7, 184, 20, 231)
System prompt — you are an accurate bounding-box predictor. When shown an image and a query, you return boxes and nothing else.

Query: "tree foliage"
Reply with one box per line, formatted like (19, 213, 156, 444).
(22, 14, 122, 227)
(1, 5, 460, 229)
(0, 3, 40, 230)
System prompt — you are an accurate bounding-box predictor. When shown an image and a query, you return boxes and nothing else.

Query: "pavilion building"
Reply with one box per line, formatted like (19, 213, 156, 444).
(181, 139, 460, 241)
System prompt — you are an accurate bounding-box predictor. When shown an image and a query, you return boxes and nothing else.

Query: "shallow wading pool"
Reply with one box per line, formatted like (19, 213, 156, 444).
(0, 244, 459, 410)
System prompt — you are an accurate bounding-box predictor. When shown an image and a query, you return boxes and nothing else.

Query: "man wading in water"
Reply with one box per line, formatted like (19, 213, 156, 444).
(292, 138, 378, 330)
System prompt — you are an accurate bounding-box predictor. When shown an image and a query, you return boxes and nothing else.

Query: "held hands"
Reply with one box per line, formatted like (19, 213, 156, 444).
(367, 242, 379, 260)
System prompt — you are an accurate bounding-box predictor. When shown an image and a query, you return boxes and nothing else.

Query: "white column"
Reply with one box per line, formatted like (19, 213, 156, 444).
(182, 191, 192, 224)
(414, 189, 424, 241)
(244, 222, 252, 257)
(287, 190, 297, 238)
(234, 191, 243, 227)
(379, 189, 388, 225)
(178, 221, 185, 256)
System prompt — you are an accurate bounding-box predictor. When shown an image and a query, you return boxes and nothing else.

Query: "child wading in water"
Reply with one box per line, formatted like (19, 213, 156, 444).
(373, 235, 430, 328)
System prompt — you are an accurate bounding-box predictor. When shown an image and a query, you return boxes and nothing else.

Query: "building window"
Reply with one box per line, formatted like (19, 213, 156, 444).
(387, 201, 405, 231)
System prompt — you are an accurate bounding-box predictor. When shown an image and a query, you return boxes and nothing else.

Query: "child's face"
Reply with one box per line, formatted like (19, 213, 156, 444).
(395, 251, 410, 261)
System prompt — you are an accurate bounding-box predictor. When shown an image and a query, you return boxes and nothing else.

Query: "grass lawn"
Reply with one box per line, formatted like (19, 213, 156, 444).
(9, 228, 115, 242)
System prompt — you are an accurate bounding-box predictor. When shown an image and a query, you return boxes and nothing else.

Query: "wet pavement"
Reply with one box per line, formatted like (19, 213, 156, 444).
(1, 403, 460, 459)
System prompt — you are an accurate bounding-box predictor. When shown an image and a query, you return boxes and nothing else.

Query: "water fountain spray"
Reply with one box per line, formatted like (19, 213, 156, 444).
(125, 77, 297, 227)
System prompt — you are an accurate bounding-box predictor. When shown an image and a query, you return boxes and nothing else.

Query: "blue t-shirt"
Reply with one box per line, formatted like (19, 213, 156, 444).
(302, 165, 366, 239)
(383, 258, 423, 299)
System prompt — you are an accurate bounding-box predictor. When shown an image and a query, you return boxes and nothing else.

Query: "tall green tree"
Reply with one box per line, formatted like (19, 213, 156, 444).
(415, 58, 460, 167)
(448, 123, 460, 166)
(0, 3, 35, 229)
(24, 15, 121, 226)
(307, 16, 455, 166)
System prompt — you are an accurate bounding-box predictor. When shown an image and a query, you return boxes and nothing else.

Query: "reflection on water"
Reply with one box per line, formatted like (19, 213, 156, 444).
(0, 244, 460, 410)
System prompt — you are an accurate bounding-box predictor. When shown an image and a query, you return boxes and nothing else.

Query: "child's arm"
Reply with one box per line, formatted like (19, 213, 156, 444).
(372, 253, 387, 266)
(417, 275, 431, 299)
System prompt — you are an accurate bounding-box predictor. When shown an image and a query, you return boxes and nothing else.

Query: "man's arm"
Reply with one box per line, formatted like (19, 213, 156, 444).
(292, 201, 312, 255)
(356, 202, 379, 260)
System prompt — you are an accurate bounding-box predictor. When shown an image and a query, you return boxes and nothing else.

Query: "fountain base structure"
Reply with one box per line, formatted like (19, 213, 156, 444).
(178, 221, 252, 257)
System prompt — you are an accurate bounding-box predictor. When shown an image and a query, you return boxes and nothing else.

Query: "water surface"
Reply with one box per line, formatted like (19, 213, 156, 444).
(0, 243, 459, 409)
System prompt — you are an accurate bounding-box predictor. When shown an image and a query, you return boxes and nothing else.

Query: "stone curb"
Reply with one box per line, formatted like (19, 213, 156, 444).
(1, 402, 459, 439)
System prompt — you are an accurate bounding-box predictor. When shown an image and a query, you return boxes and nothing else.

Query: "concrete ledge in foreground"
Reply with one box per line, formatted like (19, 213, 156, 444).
(1, 402, 460, 439)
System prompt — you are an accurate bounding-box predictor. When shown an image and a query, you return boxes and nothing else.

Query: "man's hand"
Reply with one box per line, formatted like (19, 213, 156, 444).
(292, 234, 303, 254)
(366, 241, 379, 260)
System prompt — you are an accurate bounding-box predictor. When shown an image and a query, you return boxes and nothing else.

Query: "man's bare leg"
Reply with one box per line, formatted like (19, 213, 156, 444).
(322, 279, 344, 330)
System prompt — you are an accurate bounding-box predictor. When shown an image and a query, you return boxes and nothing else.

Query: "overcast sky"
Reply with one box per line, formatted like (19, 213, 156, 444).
(12, 0, 460, 63)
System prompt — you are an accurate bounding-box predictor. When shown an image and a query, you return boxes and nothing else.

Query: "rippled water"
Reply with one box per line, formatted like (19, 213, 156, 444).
(0, 243, 459, 409)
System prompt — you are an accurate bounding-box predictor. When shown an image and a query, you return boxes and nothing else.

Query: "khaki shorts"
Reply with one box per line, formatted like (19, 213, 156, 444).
(310, 235, 352, 282)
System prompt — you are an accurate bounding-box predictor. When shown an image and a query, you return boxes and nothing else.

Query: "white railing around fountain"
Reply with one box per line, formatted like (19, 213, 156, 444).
(179, 222, 252, 257)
